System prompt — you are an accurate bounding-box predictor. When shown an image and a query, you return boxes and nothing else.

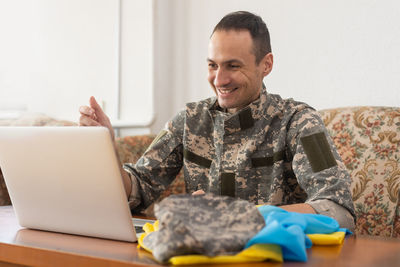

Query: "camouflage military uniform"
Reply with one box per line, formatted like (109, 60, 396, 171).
(124, 88, 356, 230)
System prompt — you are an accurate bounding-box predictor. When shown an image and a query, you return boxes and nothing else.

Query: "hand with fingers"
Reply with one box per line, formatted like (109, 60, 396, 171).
(79, 96, 115, 140)
(192, 190, 205, 196)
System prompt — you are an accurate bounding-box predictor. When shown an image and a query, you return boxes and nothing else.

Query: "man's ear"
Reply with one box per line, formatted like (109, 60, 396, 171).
(261, 53, 273, 77)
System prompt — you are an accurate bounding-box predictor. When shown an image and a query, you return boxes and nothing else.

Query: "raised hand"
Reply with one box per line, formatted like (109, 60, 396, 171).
(79, 96, 115, 140)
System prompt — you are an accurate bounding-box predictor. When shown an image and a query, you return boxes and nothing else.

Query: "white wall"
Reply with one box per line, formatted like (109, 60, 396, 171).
(151, 0, 400, 133)
(0, 0, 153, 135)
(1, 0, 399, 135)
(1, 0, 116, 120)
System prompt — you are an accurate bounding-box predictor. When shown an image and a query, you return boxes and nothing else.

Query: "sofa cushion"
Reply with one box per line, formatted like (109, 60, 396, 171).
(319, 106, 400, 237)
(0, 113, 77, 127)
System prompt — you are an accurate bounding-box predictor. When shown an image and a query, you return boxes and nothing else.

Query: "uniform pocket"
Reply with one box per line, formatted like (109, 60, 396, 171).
(235, 149, 286, 204)
(183, 158, 211, 193)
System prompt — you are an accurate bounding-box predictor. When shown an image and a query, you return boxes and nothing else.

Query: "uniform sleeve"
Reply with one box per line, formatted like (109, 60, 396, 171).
(287, 108, 356, 227)
(309, 199, 355, 232)
(123, 110, 185, 212)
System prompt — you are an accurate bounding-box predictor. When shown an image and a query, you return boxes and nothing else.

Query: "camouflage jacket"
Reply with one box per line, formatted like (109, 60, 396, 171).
(124, 89, 355, 228)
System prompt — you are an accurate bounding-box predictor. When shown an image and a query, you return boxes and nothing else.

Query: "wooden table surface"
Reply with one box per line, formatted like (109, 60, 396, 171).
(1, 205, 400, 267)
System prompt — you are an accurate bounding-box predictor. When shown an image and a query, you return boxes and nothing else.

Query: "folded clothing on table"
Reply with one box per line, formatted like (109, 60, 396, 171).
(139, 195, 351, 265)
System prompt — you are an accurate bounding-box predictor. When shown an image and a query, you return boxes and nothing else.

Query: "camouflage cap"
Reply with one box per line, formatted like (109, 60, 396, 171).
(142, 194, 265, 263)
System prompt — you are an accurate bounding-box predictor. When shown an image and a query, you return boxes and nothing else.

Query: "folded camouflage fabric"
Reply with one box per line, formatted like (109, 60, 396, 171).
(142, 194, 265, 263)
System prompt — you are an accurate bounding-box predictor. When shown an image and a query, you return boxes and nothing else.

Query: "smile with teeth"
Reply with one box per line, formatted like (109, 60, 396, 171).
(218, 87, 238, 95)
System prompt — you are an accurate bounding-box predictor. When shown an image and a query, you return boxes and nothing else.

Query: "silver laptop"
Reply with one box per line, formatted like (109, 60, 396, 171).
(0, 126, 150, 242)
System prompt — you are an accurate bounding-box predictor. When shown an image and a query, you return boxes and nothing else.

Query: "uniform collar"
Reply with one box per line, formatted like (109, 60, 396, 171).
(209, 88, 271, 133)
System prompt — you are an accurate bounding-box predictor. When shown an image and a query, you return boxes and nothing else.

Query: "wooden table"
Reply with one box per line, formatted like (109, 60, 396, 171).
(1, 205, 400, 267)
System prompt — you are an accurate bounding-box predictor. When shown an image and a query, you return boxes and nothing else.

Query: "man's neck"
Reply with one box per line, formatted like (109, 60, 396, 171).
(226, 107, 239, 114)
(225, 92, 262, 114)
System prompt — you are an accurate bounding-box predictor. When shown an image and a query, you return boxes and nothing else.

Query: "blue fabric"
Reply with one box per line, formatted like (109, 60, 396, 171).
(245, 205, 351, 262)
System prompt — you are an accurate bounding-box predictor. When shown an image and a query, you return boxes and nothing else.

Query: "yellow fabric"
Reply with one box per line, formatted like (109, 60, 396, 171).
(143, 220, 159, 233)
(137, 221, 158, 251)
(169, 244, 282, 265)
(137, 220, 345, 265)
(307, 231, 345, 245)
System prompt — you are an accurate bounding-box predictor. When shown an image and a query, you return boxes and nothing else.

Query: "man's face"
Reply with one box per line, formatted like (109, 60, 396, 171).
(207, 30, 272, 112)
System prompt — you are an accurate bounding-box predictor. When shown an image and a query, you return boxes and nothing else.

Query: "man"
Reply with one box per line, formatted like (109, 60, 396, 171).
(80, 11, 355, 230)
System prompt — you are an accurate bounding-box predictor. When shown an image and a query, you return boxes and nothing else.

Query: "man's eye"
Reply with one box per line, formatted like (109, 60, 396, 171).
(229, 64, 240, 69)
(208, 63, 217, 69)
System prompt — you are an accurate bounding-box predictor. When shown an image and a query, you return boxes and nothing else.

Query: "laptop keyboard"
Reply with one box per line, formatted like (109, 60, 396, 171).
(132, 218, 156, 235)
(135, 226, 144, 234)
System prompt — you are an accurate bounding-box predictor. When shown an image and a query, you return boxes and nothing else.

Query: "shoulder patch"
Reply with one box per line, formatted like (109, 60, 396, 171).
(147, 130, 168, 151)
(300, 132, 337, 172)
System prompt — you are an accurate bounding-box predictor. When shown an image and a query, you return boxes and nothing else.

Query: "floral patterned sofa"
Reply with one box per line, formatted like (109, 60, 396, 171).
(1, 106, 400, 238)
(319, 106, 400, 238)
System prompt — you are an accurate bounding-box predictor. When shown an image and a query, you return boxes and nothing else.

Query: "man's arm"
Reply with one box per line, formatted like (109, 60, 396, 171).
(114, 144, 132, 198)
(287, 107, 356, 230)
(80, 99, 185, 212)
(79, 96, 132, 198)
(279, 203, 315, 213)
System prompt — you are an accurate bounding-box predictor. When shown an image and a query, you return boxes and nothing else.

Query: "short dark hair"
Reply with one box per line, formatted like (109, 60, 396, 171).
(212, 11, 271, 64)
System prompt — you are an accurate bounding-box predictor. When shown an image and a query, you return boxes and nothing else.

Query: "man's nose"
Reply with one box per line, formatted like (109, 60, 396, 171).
(214, 69, 230, 87)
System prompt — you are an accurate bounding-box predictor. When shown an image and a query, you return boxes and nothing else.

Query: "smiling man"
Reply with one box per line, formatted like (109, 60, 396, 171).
(80, 11, 355, 230)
